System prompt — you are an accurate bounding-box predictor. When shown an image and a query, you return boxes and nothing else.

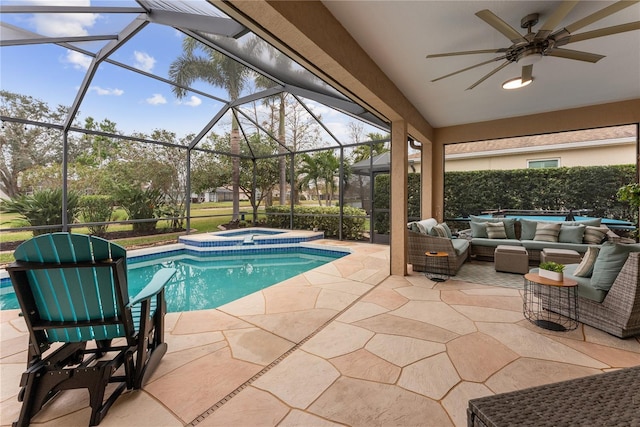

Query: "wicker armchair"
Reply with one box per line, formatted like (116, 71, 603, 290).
(407, 230, 470, 275)
(542, 251, 640, 338)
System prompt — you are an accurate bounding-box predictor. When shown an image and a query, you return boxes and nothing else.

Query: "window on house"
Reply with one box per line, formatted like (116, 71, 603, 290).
(528, 159, 559, 168)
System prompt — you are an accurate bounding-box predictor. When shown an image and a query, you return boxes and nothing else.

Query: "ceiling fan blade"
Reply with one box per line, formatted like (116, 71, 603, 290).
(467, 61, 511, 90)
(427, 48, 507, 58)
(521, 64, 533, 84)
(564, 0, 639, 34)
(431, 56, 507, 82)
(534, 0, 579, 40)
(475, 10, 528, 44)
(546, 48, 605, 63)
(559, 21, 640, 45)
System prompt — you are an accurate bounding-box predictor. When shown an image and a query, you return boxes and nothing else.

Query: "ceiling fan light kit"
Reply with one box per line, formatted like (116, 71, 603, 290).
(502, 77, 533, 90)
(426, 0, 640, 90)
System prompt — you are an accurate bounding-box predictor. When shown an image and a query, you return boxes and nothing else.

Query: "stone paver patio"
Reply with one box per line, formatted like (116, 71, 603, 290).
(1, 240, 639, 426)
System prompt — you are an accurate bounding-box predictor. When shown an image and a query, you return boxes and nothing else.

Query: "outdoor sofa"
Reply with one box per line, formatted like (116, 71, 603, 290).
(407, 218, 470, 275)
(458, 216, 622, 263)
(535, 242, 640, 338)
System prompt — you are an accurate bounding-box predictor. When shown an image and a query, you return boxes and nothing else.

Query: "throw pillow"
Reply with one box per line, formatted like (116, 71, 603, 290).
(439, 222, 454, 238)
(415, 218, 437, 235)
(573, 246, 599, 277)
(470, 221, 488, 238)
(558, 224, 586, 244)
(583, 226, 609, 244)
(470, 216, 517, 239)
(590, 242, 640, 291)
(431, 224, 448, 237)
(408, 222, 420, 233)
(519, 218, 540, 240)
(533, 223, 562, 242)
(486, 222, 507, 239)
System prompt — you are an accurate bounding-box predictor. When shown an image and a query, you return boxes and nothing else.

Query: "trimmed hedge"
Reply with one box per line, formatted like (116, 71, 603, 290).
(265, 205, 367, 240)
(443, 165, 636, 221)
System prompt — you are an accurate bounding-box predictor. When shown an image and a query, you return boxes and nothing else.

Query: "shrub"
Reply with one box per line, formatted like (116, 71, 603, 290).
(0, 189, 79, 235)
(114, 187, 164, 232)
(79, 195, 114, 237)
(265, 205, 367, 239)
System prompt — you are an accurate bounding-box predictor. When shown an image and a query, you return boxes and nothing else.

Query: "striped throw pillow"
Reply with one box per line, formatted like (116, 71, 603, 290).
(432, 224, 448, 237)
(533, 223, 561, 242)
(486, 221, 507, 239)
(583, 226, 608, 244)
(573, 246, 600, 277)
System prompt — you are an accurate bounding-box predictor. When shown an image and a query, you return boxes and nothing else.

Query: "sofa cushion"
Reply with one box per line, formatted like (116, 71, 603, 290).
(591, 242, 640, 291)
(569, 218, 602, 227)
(486, 222, 507, 239)
(583, 226, 609, 244)
(520, 240, 591, 253)
(471, 216, 517, 239)
(573, 246, 599, 277)
(472, 238, 522, 248)
(451, 238, 470, 256)
(415, 218, 438, 235)
(563, 265, 608, 302)
(534, 223, 562, 243)
(558, 224, 586, 244)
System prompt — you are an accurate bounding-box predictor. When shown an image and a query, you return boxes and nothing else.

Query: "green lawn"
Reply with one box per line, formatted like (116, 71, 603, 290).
(0, 201, 264, 264)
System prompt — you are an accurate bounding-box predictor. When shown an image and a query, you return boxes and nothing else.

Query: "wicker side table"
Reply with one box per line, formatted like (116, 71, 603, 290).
(523, 273, 578, 332)
(424, 251, 450, 282)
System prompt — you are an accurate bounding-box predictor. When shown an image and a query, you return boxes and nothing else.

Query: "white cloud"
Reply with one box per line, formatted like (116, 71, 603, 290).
(27, 1, 97, 37)
(179, 96, 202, 107)
(89, 86, 124, 96)
(133, 51, 156, 73)
(65, 50, 92, 70)
(146, 94, 167, 105)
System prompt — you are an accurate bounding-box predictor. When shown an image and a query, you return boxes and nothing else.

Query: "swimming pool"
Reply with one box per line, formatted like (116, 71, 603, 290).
(0, 245, 348, 312)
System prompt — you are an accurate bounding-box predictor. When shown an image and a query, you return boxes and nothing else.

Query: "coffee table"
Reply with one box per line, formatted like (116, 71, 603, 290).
(523, 273, 578, 331)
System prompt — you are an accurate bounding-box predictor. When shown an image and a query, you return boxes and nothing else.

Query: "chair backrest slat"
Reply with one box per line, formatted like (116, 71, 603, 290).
(10, 233, 132, 344)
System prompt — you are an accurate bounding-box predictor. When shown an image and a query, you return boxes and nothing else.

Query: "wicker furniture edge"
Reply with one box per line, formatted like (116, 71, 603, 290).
(407, 230, 469, 275)
(541, 251, 640, 338)
(467, 365, 640, 427)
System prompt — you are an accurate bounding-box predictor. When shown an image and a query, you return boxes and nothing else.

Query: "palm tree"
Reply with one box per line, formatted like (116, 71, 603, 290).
(169, 37, 256, 220)
(298, 153, 323, 205)
(315, 150, 340, 205)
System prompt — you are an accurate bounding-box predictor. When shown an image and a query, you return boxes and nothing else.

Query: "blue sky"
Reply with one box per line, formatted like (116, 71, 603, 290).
(0, 0, 387, 145)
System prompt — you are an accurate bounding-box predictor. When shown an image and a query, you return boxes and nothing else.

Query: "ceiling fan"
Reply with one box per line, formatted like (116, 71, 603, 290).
(426, 0, 640, 90)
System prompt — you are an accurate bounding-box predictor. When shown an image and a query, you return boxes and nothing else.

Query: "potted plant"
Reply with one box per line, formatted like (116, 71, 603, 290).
(539, 261, 565, 281)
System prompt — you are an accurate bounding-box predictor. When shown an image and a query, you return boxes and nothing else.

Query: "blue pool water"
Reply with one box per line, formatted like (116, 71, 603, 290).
(0, 247, 346, 312)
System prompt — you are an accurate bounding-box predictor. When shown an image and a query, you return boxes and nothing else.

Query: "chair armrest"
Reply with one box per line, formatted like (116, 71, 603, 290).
(128, 268, 177, 307)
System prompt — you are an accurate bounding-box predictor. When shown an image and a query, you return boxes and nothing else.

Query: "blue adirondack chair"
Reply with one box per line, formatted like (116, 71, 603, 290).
(6, 233, 176, 427)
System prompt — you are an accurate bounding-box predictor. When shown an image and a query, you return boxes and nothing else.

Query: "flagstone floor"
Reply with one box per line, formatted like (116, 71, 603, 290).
(1, 241, 639, 427)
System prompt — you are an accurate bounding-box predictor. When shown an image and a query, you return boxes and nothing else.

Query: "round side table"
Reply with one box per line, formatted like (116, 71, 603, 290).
(523, 273, 579, 331)
(424, 251, 450, 282)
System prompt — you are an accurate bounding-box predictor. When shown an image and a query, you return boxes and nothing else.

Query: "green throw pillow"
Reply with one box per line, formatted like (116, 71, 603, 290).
(439, 222, 453, 238)
(519, 218, 540, 240)
(470, 221, 488, 238)
(590, 242, 640, 291)
(558, 224, 586, 244)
